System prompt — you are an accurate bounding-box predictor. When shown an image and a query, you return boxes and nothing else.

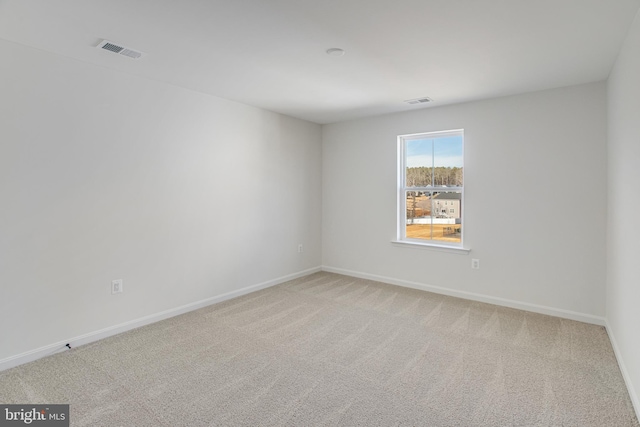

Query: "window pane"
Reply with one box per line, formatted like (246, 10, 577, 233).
(405, 138, 433, 187)
(431, 191, 462, 243)
(406, 190, 462, 243)
(433, 135, 463, 187)
(405, 190, 433, 240)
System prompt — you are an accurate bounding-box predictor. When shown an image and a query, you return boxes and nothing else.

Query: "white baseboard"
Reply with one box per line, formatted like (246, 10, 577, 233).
(0, 266, 321, 372)
(321, 265, 606, 326)
(605, 321, 640, 420)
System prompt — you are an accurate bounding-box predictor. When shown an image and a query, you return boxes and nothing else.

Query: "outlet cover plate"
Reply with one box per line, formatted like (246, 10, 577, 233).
(112, 279, 123, 294)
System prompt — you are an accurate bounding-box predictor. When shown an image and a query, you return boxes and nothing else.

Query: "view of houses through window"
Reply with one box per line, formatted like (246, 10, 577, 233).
(399, 130, 463, 245)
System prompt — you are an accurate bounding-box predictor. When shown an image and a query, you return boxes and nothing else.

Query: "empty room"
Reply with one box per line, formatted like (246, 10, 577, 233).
(1, 0, 639, 425)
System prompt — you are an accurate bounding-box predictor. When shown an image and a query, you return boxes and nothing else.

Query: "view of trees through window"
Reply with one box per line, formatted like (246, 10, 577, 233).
(400, 131, 463, 244)
(406, 166, 463, 187)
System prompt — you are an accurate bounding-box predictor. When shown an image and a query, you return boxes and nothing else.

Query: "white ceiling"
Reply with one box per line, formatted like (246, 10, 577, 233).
(1, 0, 638, 124)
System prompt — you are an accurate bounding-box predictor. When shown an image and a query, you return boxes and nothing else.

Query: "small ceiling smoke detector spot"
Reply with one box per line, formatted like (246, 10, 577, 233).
(404, 97, 433, 105)
(97, 40, 144, 59)
(326, 48, 345, 57)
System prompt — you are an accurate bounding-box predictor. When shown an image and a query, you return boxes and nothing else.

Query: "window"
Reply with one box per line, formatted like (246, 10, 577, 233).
(397, 130, 463, 247)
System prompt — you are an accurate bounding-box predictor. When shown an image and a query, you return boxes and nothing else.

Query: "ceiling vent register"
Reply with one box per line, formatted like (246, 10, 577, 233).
(404, 97, 433, 105)
(97, 40, 144, 59)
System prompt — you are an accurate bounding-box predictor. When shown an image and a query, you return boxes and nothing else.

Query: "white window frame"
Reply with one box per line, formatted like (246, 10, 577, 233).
(396, 129, 466, 251)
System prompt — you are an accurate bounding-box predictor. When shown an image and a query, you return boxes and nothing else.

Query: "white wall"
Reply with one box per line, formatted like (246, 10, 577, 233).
(323, 82, 607, 319)
(0, 39, 322, 363)
(607, 9, 640, 414)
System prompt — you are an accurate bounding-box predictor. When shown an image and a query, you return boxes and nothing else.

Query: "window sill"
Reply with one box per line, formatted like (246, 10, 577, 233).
(391, 240, 471, 254)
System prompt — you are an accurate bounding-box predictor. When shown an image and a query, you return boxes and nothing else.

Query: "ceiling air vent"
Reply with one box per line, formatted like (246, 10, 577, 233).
(97, 40, 144, 59)
(404, 97, 433, 105)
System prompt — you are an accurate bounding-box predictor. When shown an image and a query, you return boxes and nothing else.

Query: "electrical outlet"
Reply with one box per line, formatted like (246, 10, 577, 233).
(471, 259, 480, 269)
(297, 244, 304, 253)
(112, 279, 123, 294)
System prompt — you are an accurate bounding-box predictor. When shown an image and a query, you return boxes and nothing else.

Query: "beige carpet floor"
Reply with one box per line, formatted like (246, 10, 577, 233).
(1, 272, 638, 426)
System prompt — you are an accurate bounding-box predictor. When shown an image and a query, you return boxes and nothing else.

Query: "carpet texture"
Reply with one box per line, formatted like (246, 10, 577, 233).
(1, 272, 638, 426)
